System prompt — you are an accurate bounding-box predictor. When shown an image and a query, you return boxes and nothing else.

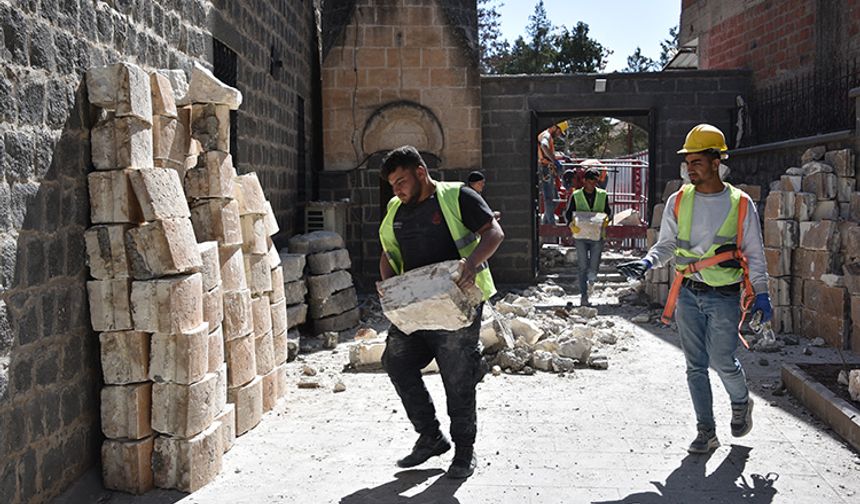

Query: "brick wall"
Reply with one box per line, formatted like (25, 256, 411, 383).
(0, 1, 316, 502)
(321, 0, 482, 172)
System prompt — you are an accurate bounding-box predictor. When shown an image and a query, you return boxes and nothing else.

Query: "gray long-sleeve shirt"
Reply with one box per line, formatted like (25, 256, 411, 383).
(644, 185, 769, 294)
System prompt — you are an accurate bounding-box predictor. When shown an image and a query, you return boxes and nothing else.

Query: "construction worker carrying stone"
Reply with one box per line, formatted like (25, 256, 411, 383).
(617, 124, 772, 454)
(564, 161, 612, 307)
(377, 146, 505, 478)
(537, 121, 568, 225)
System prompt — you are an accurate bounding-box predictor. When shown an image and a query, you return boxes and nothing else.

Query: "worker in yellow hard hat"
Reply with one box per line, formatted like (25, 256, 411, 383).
(618, 123, 770, 454)
(537, 121, 568, 225)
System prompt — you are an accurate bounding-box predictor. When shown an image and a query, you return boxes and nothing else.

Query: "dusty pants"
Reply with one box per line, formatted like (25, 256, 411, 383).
(382, 304, 486, 447)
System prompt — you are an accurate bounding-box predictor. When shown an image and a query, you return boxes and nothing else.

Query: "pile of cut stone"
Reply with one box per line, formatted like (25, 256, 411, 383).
(288, 231, 360, 338)
(279, 250, 307, 360)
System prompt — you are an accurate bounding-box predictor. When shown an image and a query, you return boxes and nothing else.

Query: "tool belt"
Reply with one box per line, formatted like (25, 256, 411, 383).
(681, 278, 740, 294)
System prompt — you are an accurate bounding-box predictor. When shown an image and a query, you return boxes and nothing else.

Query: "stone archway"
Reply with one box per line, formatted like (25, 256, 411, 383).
(362, 101, 445, 158)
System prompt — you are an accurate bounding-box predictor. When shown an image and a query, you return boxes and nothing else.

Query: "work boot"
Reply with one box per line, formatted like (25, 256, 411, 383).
(446, 445, 477, 479)
(731, 397, 754, 437)
(396, 431, 451, 468)
(688, 425, 720, 454)
(580, 294, 591, 307)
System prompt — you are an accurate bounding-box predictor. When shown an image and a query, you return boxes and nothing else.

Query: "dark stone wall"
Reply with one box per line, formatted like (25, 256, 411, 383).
(0, 1, 317, 502)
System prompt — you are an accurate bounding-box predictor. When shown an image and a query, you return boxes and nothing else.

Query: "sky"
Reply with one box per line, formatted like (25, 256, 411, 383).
(493, 0, 682, 72)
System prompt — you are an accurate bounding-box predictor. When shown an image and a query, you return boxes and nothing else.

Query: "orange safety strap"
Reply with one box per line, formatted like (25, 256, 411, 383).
(662, 190, 753, 349)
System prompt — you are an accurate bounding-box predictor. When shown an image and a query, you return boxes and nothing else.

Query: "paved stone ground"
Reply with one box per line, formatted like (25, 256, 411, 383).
(58, 282, 860, 504)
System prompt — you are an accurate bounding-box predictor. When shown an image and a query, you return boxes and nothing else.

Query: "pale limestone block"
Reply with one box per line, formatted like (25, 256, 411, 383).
(225, 332, 256, 387)
(263, 201, 280, 236)
(222, 288, 253, 341)
(130, 273, 203, 334)
(149, 323, 210, 385)
(152, 421, 223, 492)
(266, 240, 280, 270)
(90, 112, 117, 169)
(116, 62, 152, 123)
(116, 116, 154, 169)
(184, 152, 237, 199)
(802, 172, 838, 200)
(802, 161, 833, 176)
(251, 294, 273, 336)
(191, 103, 230, 152)
(186, 63, 243, 109)
(307, 249, 351, 275)
(800, 220, 840, 251)
(509, 317, 543, 345)
(571, 211, 607, 241)
(88, 279, 133, 332)
(768, 277, 791, 306)
(270, 299, 287, 337)
(244, 253, 273, 295)
(214, 363, 228, 416)
(270, 266, 285, 303)
(150, 72, 177, 118)
(228, 375, 263, 436)
(85, 224, 132, 279)
(479, 307, 514, 352)
(152, 115, 188, 171)
(151, 371, 219, 437)
(272, 329, 287, 364)
(128, 167, 190, 220)
(287, 303, 309, 330)
(275, 363, 288, 399)
(219, 245, 247, 291)
(279, 252, 306, 282)
(254, 330, 275, 375)
(794, 192, 817, 221)
(288, 231, 345, 255)
(849, 370, 860, 402)
(100, 330, 150, 385)
(214, 403, 236, 453)
(101, 383, 152, 439)
(780, 175, 802, 192)
(825, 149, 855, 178)
(203, 284, 224, 332)
(378, 261, 481, 334)
(101, 437, 154, 495)
(126, 219, 203, 279)
(261, 367, 278, 413)
(348, 339, 385, 369)
(207, 324, 224, 373)
(157, 69, 189, 104)
(763, 219, 798, 249)
(309, 287, 357, 319)
(307, 270, 353, 300)
(802, 146, 826, 163)
(241, 214, 268, 254)
(838, 177, 856, 203)
(234, 173, 268, 216)
(198, 241, 221, 291)
(313, 306, 358, 333)
(813, 200, 839, 221)
(764, 191, 794, 220)
(848, 192, 860, 222)
(86, 64, 120, 108)
(88, 169, 144, 224)
(283, 279, 307, 306)
(190, 199, 243, 247)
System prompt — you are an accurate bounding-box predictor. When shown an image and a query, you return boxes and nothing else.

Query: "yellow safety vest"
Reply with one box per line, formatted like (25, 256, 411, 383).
(572, 188, 607, 212)
(379, 181, 497, 300)
(674, 183, 744, 286)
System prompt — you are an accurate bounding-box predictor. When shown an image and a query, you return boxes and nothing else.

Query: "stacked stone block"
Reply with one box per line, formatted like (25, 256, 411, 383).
(279, 249, 308, 361)
(289, 231, 360, 336)
(763, 189, 798, 333)
(643, 180, 679, 305)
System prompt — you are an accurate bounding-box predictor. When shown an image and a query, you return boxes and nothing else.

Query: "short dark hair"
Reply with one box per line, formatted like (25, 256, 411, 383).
(381, 146, 425, 180)
(584, 167, 601, 180)
(467, 171, 485, 183)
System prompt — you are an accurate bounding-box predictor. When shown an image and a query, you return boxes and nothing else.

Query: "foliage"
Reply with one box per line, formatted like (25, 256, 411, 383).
(658, 25, 679, 68)
(624, 47, 658, 72)
(477, 0, 509, 74)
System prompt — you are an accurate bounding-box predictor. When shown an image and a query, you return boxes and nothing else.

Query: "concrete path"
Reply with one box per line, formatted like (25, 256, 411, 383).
(57, 287, 860, 504)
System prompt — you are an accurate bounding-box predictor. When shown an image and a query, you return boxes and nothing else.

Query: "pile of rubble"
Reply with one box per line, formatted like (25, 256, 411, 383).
(84, 61, 290, 494)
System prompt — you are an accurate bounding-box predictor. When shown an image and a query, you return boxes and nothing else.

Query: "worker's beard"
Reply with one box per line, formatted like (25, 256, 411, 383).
(399, 185, 421, 206)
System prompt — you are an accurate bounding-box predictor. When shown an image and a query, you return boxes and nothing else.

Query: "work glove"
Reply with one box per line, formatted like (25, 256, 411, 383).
(569, 223, 581, 235)
(553, 159, 563, 173)
(617, 259, 652, 280)
(751, 292, 773, 323)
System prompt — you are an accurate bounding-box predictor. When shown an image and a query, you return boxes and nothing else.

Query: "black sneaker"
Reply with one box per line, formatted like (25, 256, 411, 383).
(396, 431, 451, 468)
(446, 445, 477, 479)
(731, 397, 754, 437)
(688, 426, 720, 454)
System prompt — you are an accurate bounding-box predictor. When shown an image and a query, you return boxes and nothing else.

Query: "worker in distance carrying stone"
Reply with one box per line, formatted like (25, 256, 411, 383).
(617, 124, 772, 454)
(377, 145, 505, 478)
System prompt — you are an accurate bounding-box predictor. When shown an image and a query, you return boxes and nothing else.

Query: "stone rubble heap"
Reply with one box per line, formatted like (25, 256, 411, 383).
(289, 231, 360, 336)
(84, 61, 288, 495)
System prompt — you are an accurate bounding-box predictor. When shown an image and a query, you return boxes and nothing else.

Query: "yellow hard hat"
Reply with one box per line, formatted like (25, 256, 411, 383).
(677, 124, 728, 155)
(556, 120, 569, 133)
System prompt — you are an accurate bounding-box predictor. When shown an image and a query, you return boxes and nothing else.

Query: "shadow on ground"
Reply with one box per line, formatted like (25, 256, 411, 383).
(340, 468, 464, 504)
(593, 445, 779, 504)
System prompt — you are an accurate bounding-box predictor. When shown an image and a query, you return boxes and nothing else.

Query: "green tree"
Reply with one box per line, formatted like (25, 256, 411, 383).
(477, 0, 509, 74)
(495, 0, 556, 74)
(624, 46, 657, 72)
(551, 22, 610, 73)
(658, 25, 679, 68)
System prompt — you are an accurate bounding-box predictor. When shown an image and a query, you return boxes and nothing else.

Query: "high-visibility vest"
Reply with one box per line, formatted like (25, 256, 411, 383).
(673, 183, 744, 287)
(572, 188, 607, 213)
(379, 181, 497, 301)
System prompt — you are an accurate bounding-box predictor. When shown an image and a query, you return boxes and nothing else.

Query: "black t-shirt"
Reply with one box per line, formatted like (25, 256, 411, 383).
(393, 186, 494, 272)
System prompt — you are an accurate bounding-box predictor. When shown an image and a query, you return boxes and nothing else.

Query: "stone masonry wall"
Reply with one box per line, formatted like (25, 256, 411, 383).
(321, 0, 482, 172)
(0, 1, 316, 502)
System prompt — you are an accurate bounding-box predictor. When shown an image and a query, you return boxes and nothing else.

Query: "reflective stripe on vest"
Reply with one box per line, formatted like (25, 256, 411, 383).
(673, 183, 744, 287)
(572, 188, 607, 212)
(379, 181, 497, 301)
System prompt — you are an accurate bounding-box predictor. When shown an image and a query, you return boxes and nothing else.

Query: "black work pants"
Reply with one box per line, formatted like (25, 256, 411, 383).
(381, 304, 486, 447)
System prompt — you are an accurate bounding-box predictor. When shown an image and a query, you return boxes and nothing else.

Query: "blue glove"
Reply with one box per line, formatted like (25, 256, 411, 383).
(751, 292, 772, 323)
(617, 259, 652, 280)
(553, 160, 563, 172)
